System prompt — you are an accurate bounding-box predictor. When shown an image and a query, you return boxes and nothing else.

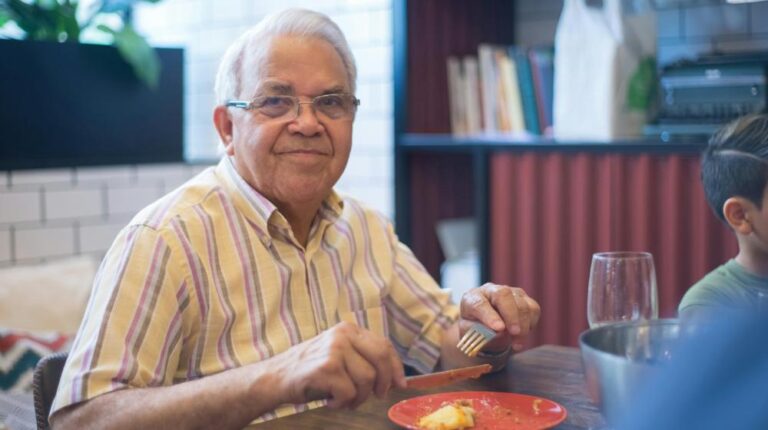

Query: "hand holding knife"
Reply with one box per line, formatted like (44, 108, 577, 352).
(405, 364, 493, 390)
(306, 363, 492, 402)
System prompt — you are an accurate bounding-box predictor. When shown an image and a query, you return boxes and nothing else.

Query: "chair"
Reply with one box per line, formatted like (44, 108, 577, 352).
(32, 352, 68, 430)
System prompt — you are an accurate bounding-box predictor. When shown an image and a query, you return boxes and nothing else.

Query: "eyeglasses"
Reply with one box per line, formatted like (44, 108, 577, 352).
(226, 93, 360, 121)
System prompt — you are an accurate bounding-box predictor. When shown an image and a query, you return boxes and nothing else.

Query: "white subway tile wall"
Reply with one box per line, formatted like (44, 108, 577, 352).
(657, 8, 682, 41)
(9, 168, 74, 186)
(0, 229, 10, 264)
(0, 164, 208, 265)
(79, 221, 129, 254)
(106, 184, 165, 216)
(45, 188, 103, 221)
(135, 164, 191, 188)
(75, 166, 135, 185)
(0, 191, 42, 224)
(684, 4, 749, 39)
(15, 225, 76, 261)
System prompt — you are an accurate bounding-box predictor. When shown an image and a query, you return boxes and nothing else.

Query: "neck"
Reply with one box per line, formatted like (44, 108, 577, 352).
(274, 199, 322, 247)
(735, 248, 768, 278)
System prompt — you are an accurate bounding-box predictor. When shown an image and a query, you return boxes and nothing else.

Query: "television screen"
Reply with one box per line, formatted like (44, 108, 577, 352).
(0, 40, 184, 170)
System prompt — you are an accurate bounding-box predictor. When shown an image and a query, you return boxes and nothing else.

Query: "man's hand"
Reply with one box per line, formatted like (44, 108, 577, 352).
(459, 283, 541, 353)
(271, 321, 407, 409)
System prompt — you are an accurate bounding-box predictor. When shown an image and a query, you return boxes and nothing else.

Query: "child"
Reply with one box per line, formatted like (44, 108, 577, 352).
(679, 114, 768, 321)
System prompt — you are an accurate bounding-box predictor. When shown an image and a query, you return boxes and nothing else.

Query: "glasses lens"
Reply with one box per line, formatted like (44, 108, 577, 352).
(314, 94, 355, 119)
(255, 96, 295, 118)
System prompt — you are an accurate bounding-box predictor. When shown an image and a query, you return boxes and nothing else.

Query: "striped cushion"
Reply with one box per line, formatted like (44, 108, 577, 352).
(0, 330, 70, 393)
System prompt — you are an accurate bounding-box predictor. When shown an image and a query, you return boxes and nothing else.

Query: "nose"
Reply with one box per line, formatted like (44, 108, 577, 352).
(288, 101, 324, 135)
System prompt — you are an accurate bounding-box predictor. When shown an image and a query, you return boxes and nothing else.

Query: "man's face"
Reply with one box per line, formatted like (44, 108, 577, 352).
(221, 35, 353, 209)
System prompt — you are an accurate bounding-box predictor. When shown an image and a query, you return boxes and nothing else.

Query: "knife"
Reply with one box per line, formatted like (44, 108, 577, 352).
(304, 363, 493, 401)
(405, 363, 493, 390)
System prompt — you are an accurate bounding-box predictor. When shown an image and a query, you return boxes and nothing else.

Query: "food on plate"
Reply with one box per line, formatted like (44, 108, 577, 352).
(532, 398, 543, 415)
(417, 400, 476, 430)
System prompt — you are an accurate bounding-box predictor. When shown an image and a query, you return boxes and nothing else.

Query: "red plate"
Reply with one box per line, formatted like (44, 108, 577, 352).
(388, 391, 567, 430)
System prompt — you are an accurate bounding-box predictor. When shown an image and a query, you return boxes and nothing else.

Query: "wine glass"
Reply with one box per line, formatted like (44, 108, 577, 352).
(587, 251, 658, 328)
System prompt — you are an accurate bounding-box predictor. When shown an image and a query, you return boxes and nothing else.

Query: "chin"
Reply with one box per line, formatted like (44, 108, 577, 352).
(281, 181, 333, 202)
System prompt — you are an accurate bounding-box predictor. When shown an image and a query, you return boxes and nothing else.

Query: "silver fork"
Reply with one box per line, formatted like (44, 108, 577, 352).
(456, 322, 497, 357)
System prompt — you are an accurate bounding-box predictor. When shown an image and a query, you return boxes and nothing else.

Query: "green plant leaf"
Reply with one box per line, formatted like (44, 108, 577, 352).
(100, 0, 135, 14)
(5, 0, 44, 38)
(4, 0, 163, 89)
(100, 23, 160, 89)
(52, 0, 79, 41)
(0, 11, 10, 29)
(4, 0, 80, 41)
(37, 0, 59, 10)
(627, 57, 657, 111)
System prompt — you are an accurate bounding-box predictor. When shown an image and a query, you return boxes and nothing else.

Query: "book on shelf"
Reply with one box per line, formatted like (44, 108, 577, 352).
(463, 56, 483, 134)
(510, 46, 540, 135)
(447, 56, 467, 135)
(446, 56, 484, 135)
(528, 46, 555, 136)
(477, 44, 499, 134)
(446, 44, 555, 137)
(496, 48, 525, 134)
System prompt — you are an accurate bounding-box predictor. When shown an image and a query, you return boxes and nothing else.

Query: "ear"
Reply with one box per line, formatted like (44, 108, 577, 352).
(723, 197, 756, 235)
(213, 105, 235, 156)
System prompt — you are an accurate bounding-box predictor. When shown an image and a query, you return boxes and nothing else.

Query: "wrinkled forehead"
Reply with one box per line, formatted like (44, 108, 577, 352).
(239, 35, 350, 96)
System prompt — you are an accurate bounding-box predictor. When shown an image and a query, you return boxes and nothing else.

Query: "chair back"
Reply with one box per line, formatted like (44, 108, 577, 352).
(32, 352, 68, 430)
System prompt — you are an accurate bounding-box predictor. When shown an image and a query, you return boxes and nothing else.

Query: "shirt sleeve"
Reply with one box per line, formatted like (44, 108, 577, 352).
(678, 269, 735, 319)
(381, 220, 459, 374)
(51, 224, 187, 416)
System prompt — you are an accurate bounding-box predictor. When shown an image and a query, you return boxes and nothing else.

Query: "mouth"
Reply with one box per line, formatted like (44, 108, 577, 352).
(278, 149, 330, 155)
(275, 149, 332, 164)
(275, 143, 333, 156)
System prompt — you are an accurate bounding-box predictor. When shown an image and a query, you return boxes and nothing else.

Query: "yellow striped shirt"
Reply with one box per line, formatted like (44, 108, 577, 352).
(52, 157, 458, 422)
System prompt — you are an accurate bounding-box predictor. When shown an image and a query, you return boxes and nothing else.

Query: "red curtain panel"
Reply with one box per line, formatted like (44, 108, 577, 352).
(490, 152, 738, 347)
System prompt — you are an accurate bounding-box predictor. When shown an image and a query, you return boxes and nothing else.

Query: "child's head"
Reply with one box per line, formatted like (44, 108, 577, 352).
(702, 114, 768, 228)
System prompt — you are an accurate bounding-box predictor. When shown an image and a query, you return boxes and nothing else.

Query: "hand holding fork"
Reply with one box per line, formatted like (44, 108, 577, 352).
(455, 284, 540, 357)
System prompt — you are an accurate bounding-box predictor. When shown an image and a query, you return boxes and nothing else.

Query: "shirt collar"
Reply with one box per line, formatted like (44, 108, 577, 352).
(216, 156, 345, 246)
(727, 259, 768, 287)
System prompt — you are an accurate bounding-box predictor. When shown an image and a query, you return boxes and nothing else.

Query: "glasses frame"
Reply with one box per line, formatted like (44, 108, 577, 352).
(225, 93, 361, 121)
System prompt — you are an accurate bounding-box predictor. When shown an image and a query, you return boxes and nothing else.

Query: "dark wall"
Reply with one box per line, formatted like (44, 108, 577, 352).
(0, 40, 183, 170)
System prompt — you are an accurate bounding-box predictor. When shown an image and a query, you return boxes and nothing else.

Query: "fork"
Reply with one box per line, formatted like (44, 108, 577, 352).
(456, 322, 497, 357)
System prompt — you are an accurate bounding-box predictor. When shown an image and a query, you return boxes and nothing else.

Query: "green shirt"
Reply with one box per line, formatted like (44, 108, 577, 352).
(679, 259, 768, 319)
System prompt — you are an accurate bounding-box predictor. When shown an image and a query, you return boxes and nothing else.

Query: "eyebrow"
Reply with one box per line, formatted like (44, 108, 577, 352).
(254, 81, 350, 97)
(320, 85, 348, 95)
(256, 82, 293, 95)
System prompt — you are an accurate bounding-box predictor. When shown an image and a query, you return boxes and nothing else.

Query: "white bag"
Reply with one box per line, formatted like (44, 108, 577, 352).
(553, 0, 656, 140)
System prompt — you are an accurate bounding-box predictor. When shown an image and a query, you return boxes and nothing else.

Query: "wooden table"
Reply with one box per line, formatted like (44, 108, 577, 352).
(251, 345, 606, 429)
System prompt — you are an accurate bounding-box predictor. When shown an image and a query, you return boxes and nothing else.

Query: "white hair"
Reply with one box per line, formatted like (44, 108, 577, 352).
(214, 8, 357, 105)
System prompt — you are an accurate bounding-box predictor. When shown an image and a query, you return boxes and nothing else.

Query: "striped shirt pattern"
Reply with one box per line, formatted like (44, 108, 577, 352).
(51, 157, 458, 422)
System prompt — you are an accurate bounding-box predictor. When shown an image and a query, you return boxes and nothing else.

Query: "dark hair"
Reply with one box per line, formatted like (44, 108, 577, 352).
(701, 114, 768, 223)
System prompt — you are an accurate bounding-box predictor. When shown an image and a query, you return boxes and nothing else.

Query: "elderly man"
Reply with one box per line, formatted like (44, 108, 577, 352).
(50, 8, 540, 429)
